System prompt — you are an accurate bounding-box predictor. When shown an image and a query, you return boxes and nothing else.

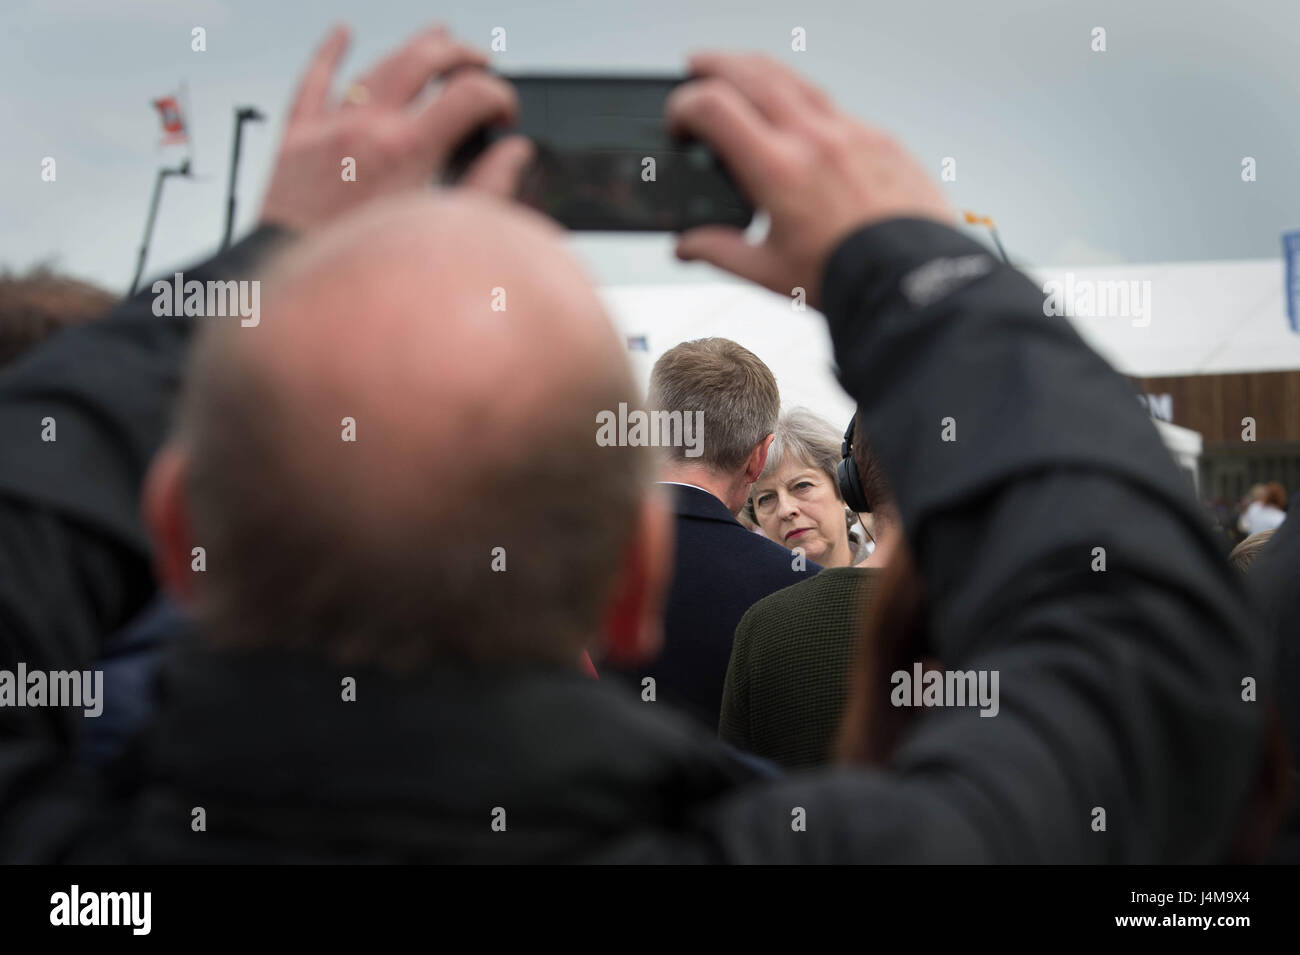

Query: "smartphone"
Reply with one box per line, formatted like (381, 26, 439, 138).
(446, 74, 753, 232)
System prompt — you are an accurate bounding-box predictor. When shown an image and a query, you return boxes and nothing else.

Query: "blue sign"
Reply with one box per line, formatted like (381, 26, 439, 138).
(1285, 230, 1300, 332)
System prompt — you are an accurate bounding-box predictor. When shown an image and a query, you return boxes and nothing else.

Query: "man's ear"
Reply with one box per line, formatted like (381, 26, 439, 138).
(744, 433, 775, 485)
(600, 485, 674, 668)
(142, 443, 198, 606)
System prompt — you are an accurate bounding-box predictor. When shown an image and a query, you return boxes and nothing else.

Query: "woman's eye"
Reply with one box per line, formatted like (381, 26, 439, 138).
(755, 495, 772, 508)
(795, 482, 813, 492)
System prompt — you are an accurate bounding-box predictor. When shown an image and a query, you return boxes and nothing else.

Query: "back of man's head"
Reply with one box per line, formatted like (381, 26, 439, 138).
(648, 337, 779, 475)
(167, 192, 657, 672)
(0, 266, 116, 367)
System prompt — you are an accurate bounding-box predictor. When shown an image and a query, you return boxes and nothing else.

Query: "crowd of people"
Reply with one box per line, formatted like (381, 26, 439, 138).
(1, 23, 1297, 864)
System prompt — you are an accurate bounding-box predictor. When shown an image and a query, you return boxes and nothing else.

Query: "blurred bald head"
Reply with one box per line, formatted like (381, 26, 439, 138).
(171, 191, 654, 669)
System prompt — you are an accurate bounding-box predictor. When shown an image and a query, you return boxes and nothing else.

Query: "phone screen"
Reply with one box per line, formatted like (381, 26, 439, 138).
(448, 75, 753, 232)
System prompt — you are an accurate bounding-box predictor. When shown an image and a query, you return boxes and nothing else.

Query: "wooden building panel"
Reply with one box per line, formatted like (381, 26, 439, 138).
(1133, 370, 1300, 445)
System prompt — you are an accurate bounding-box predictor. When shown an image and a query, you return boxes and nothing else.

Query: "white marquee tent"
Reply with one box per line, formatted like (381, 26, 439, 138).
(1034, 258, 1299, 379)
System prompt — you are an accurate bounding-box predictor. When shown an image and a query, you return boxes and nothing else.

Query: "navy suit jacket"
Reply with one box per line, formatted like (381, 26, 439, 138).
(611, 483, 820, 728)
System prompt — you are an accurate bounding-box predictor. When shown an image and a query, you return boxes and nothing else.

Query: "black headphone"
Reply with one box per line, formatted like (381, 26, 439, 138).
(836, 414, 872, 515)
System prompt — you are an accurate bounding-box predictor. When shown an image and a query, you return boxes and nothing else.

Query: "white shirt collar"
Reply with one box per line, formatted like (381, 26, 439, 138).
(657, 481, 713, 494)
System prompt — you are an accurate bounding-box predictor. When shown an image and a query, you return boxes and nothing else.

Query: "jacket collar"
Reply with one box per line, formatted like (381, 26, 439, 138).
(132, 641, 757, 861)
(662, 482, 744, 527)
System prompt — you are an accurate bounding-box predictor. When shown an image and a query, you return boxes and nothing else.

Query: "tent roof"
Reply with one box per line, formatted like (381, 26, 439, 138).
(602, 258, 1298, 398)
(1027, 259, 1299, 378)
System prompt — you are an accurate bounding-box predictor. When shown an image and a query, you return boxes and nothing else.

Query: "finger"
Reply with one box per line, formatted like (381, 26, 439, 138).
(675, 226, 777, 289)
(461, 135, 535, 197)
(413, 70, 518, 166)
(665, 79, 784, 201)
(690, 51, 833, 120)
(358, 26, 488, 108)
(288, 25, 351, 125)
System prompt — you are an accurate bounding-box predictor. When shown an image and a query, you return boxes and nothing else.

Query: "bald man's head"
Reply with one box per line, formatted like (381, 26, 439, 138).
(165, 191, 658, 669)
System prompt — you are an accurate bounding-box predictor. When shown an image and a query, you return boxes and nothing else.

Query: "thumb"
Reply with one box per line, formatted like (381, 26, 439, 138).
(461, 135, 534, 198)
(675, 226, 774, 289)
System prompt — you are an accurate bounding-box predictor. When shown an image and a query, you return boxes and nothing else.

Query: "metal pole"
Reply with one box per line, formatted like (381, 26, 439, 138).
(130, 160, 191, 295)
(989, 227, 1010, 265)
(222, 106, 265, 251)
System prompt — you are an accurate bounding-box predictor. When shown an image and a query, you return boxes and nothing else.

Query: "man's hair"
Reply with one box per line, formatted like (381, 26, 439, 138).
(1229, 529, 1276, 575)
(742, 407, 842, 523)
(853, 411, 897, 524)
(648, 337, 778, 473)
(177, 325, 655, 672)
(0, 266, 116, 367)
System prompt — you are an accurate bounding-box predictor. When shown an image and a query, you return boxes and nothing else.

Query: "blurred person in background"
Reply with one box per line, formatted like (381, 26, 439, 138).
(0, 265, 115, 368)
(0, 263, 178, 766)
(1239, 482, 1287, 535)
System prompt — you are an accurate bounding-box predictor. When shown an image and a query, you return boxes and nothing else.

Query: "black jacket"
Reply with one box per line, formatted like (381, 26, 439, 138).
(1253, 510, 1300, 762)
(605, 483, 819, 727)
(0, 229, 286, 749)
(1249, 509, 1300, 861)
(0, 218, 1266, 863)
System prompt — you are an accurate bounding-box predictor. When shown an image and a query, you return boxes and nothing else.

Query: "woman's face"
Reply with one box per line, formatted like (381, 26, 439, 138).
(751, 456, 849, 566)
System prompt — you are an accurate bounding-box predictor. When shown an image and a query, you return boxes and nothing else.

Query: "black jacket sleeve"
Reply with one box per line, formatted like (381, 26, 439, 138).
(0, 227, 290, 745)
(704, 218, 1265, 862)
(1253, 511, 1300, 758)
(1250, 506, 1300, 857)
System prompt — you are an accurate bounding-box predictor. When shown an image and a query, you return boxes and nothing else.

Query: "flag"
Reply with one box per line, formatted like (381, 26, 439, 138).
(152, 94, 188, 146)
(1284, 230, 1300, 333)
(963, 211, 1009, 264)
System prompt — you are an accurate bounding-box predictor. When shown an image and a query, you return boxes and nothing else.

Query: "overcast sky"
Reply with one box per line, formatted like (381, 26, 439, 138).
(3, 0, 1297, 294)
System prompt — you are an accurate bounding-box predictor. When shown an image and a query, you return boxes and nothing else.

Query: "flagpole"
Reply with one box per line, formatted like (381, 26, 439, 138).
(132, 88, 194, 295)
(130, 159, 191, 295)
(222, 106, 265, 250)
(988, 227, 1009, 264)
(963, 211, 1011, 265)
(179, 81, 195, 175)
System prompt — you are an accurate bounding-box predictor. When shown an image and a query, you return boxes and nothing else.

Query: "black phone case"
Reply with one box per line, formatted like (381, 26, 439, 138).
(445, 74, 753, 232)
